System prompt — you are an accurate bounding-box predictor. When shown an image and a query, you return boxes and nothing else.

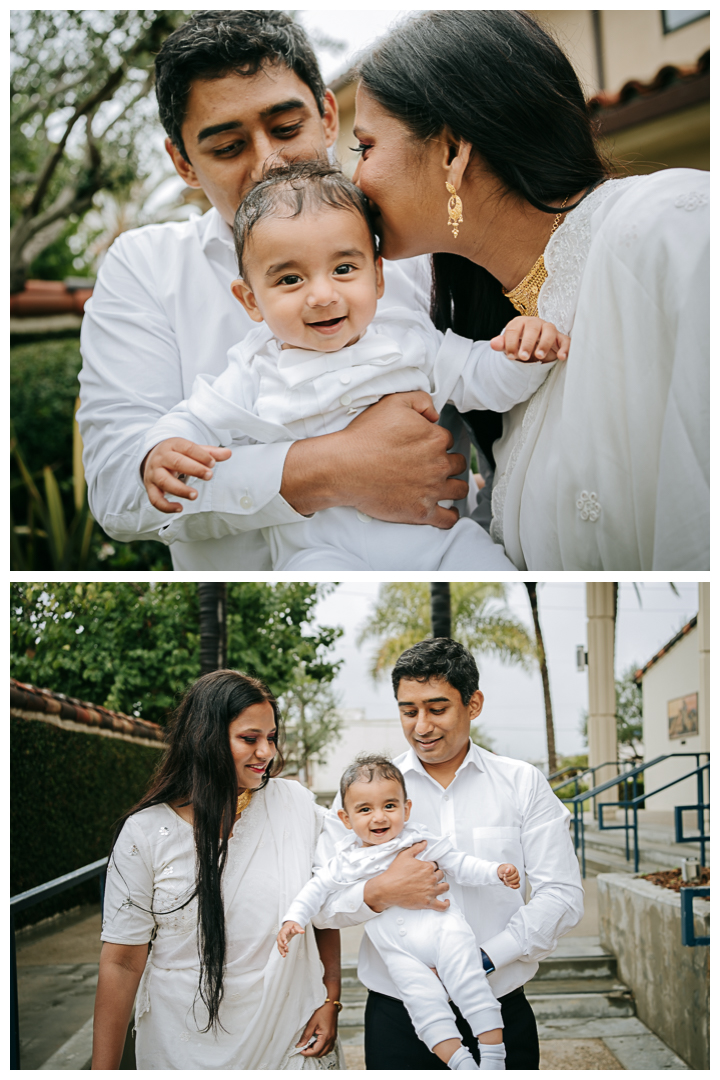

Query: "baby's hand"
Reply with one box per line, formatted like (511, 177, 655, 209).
(277, 921, 305, 957)
(142, 438, 232, 513)
(497, 863, 521, 889)
(490, 316, 570, 364)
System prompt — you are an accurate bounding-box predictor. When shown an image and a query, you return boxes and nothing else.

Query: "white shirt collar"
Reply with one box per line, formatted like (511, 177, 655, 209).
(198, 206, 236, 254)
(400, 738, 486, 783)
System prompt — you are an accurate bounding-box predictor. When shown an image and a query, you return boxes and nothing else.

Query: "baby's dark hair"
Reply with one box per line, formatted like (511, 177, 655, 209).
(233, 160, 378, 279)
(340, 753, 407, 808)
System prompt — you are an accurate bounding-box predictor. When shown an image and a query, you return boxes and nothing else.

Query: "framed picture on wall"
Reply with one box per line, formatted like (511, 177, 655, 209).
(667, 693, 699, 739)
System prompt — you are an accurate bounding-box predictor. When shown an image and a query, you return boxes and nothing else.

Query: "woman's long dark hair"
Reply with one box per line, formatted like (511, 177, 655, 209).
(358, 10, 611, 463)
(111, 670, 285, 1031)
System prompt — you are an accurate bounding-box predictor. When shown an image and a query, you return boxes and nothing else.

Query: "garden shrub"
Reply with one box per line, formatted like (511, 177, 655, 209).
(11, 717, 162, 927)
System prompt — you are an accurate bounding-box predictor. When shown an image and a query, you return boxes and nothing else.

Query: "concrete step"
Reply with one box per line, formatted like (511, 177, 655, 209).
(527, 990, 635, 1020)
(535, 953, 617, 981)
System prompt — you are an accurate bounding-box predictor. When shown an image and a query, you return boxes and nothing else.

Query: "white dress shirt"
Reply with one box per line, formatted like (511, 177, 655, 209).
(315, 742, 584, 1000)
(77, 207, 432, 570)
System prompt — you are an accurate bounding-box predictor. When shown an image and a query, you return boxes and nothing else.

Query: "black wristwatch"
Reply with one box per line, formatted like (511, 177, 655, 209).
(480, 948, 495, 974)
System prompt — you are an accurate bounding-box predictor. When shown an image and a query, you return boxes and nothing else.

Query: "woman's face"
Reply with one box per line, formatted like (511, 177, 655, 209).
(351, 82, 446, 261)
(228, 700, 278, 791)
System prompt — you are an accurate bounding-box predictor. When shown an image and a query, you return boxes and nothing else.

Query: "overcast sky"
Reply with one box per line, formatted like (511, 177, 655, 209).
(312, 582, 700, 763)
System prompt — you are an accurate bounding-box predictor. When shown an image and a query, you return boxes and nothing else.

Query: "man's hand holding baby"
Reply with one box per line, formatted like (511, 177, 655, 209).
(142, 438, 232, 513)
(497, 863, 521, 889)
(277, 920, 305, 957)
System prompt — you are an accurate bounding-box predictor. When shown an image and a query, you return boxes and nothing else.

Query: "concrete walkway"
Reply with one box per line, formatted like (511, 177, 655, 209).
(16, 877, 690, 1071)
(15, 904, 102, 1070)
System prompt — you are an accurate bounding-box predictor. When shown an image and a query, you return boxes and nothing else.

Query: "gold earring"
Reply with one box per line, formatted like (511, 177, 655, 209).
(446, 182, 463, 238)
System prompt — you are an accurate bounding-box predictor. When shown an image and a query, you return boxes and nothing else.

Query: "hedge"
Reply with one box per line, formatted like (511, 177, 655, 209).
(11, 717, 162, 928)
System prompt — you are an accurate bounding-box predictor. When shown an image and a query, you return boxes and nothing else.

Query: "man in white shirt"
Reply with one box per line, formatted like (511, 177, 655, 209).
(77, 10, 470, 570)
(316, 638, 583, 1069)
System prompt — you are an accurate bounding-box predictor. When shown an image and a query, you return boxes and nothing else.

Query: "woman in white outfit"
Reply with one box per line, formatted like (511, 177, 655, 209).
(92, 670, 342, 1070)
(352, 10, 709, 571)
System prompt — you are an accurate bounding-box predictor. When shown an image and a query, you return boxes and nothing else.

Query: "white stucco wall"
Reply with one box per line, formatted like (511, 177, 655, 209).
(640, 625, 706, 811)
(311, 709, 411, 797)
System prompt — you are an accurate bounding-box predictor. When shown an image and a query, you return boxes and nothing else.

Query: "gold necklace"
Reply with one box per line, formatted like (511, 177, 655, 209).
(503, 196, 570, 318)
(236, 789, 253, 817)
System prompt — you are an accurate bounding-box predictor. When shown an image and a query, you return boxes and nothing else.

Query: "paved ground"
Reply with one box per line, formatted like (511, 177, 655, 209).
(15, 905, 102, 1070)
(15, 874, 689, 1071)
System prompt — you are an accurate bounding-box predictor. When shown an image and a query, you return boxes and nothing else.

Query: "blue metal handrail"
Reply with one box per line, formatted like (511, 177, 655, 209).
(559, 753, 709, 876)
(680, 886, 709, 946)
(10, 857, 108, 1070)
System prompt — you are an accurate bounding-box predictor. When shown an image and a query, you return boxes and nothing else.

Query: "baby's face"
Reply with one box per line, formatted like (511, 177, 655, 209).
(232, 205, 384, 352)
(338, 777, 411, 847)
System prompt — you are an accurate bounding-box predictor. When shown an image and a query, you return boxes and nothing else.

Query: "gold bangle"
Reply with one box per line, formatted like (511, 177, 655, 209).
(325, 997, 343, 1012)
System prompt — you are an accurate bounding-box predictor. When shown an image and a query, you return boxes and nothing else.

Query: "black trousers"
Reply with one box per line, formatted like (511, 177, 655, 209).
(364, 987, 540, 1071)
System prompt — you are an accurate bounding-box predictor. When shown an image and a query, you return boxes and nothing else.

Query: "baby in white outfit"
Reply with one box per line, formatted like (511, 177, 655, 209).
(277, 754, 521, 1071)
(143, 162, 570, 570)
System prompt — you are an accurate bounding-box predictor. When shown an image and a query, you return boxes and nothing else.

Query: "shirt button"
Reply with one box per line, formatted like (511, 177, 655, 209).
(356, 510, 372, 523)
(240, 496, 253, 510)
(443, 794, 450, 802)
(340, 393, 352, 406)
(399, 929, 407, 936)
(396, 917, 404, 924)
(340, 372, 351, 385)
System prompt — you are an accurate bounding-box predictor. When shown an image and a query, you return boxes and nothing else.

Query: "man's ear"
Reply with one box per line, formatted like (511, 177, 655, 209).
(375, 255, 385, 300)
(165, 136, 202, 189)
(231, 278, 264, 323)
(468, 689, 485, 723)
(337, 807, 353, 831)
(321, 89, 340, 147)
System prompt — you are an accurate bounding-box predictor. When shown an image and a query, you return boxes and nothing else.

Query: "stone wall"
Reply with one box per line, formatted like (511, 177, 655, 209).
(598, 872, 709, 1069)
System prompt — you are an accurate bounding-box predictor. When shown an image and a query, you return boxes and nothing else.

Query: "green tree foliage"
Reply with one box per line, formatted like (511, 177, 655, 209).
(279, 665, 345, 787)
(10, 10, 186, 291)
(10, 583, 342, 725)
(578, 665, 643, 758)
(357, 582, 535, 678)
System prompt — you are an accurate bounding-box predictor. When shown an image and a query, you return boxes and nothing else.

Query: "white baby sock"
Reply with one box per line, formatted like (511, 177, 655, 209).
(448, 1046, 480, 1070)
(479, 1042, 506, 1070)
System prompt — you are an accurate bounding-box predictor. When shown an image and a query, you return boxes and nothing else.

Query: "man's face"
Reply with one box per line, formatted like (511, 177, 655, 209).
(396, 677, 484, 766)
(166, 62, 339, 226)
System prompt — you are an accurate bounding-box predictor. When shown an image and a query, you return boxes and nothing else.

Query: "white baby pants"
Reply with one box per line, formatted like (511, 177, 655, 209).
(264, 507, 514, 571)
(365, 906, 503, 1051)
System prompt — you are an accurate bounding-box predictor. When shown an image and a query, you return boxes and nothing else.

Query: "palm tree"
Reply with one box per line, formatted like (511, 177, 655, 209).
(524, 583, 557, 774)
(199, 583, 227, 674)
(430, 583, 451, 638)
(358, 582, 535, 679)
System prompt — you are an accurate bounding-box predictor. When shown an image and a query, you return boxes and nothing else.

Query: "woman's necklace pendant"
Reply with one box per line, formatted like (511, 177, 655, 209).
(503, 255, 547, 318)
(503, 198, 569, 318)
(236, 789, 253, 817)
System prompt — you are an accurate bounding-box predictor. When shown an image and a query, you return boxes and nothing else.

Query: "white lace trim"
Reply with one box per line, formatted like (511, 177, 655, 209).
(490, 177, 642, 546)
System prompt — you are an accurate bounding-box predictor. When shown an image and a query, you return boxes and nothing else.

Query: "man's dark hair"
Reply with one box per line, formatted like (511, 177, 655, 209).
(340, 753, 408, 808)
(392, 638, 479, 705)
(155, 11, 326, 161)
(233, 160, 378, 278)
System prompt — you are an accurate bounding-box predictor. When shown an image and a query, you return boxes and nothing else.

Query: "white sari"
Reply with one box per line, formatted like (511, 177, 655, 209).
(102, 779, 341, 1069)
(490, 168, 709, 570)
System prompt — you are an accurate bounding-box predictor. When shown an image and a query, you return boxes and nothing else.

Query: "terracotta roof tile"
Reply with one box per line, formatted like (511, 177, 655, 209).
(634, 615, 698, 682)
(10, 678, 165, 744)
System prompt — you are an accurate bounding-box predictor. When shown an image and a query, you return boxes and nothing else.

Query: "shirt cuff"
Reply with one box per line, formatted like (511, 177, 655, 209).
(478, 929, 523, 972)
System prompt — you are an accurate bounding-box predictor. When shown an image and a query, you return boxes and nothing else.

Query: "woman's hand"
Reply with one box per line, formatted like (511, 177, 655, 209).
(141, 438, 232, 513)
(491, 316, 570, 363)
(363, 841, 450, 912)
(296, 1001, 338, 1058)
